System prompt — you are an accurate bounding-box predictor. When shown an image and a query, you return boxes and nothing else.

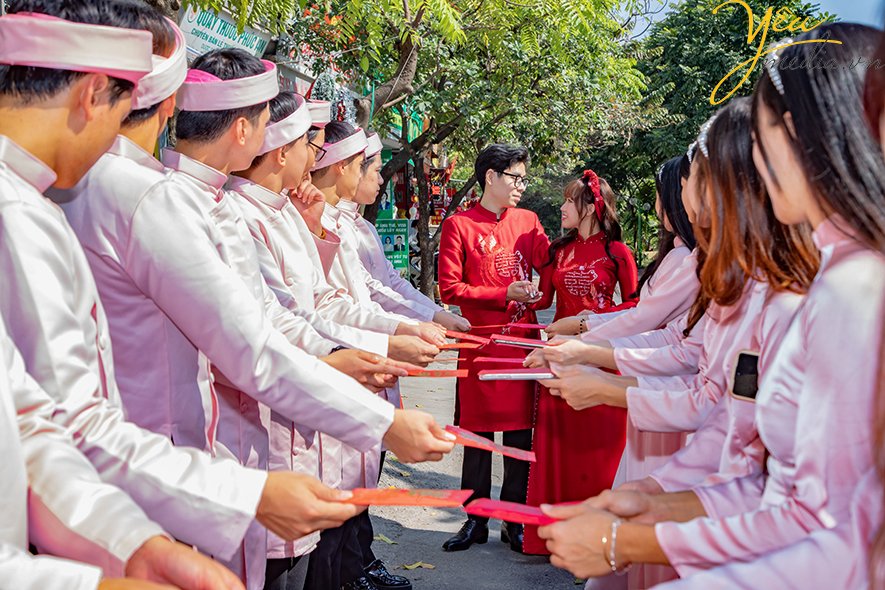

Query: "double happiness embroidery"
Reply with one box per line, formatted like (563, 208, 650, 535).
(477, 231, 530, 328)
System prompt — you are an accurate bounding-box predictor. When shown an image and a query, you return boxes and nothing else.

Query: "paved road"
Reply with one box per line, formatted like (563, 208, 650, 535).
(369, 310, 581, 589)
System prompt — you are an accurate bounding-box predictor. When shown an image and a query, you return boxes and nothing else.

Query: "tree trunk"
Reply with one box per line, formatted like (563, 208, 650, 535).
(355, 36, 419, 129)
(364, 115, 464, 224)
(412, 154, 437, 298)
(431, 175, 477, 245)
(144, 0, 179, 18)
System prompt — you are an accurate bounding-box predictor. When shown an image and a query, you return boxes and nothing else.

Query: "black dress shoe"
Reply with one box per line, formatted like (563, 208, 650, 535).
(500, 522, 524, 553)
(364, 559, 412, 590)
(341, 576, 379, 590)
(442, 518, 489, 552)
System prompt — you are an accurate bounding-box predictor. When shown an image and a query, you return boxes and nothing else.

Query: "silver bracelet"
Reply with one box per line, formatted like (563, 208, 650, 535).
(609, 519, 632, 575)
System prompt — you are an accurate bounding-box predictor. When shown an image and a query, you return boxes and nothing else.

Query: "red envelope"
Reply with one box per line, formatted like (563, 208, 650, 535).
(478, 368, 555, 381)
(445, 330, 492, 345)
(406, 369, 468, 378)
(469, 323, 546, 332)
(465, 324, 510, 331)
(342, 488, 474, 507)
(445, 425, 536, 462)
(507, 323, 548, 331)
(439, 342, 483, 350)
(464, 499, 557, 526)
(490, 334, 548, 349)
(471, 357, 526, 365)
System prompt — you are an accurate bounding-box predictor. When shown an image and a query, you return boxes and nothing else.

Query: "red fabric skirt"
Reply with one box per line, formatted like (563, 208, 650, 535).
(522, 386, 627, 555)
(454, 331, 538, 433)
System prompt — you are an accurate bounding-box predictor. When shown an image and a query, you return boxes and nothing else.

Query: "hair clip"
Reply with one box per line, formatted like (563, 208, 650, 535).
(656, 162, 666, 179)
(764, 37, 792, 97)
(697, 113, 720, 159)
(686, 142, 698, 164)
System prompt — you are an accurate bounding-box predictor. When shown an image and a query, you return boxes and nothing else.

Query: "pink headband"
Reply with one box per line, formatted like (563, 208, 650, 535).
(176, 59, 279, 112)
(311, 128, 368, 171)
(582, 169, 604, 222)
(365, 132, 383, 158)
(259, 95, 312, 155)
(132, 18, 187, 109)
(308, 100, 332, 127)
(0, 12, 152, 84)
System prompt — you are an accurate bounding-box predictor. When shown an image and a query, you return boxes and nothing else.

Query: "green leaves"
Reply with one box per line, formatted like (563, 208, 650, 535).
(579, 0, 833, 254)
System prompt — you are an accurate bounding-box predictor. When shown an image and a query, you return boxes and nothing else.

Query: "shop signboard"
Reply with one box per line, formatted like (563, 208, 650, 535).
(179, 6, 271, 59)
(375, 218, 410, 277)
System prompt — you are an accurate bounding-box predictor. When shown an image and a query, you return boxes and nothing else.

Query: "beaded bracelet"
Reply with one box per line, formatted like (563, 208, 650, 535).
(579, 317, 587, 334)
(608, 519, 632, 575)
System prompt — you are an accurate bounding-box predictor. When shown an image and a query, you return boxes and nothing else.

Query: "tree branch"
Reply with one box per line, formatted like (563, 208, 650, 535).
(411, 5, 426, 29)
(354, 36, 420, 127)
(379, 113, 465, 184)
(382, 93, 413, 110)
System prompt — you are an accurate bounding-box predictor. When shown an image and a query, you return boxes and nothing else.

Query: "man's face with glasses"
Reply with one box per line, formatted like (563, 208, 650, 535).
(304, 128, 326, 176)
(484, 162, 529, 210)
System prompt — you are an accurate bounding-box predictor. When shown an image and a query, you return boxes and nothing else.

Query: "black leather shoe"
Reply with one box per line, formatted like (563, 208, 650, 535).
(341, 576, 379, 590)
(500, 522, 524, 553)
(364, 559, 412, 590)
(442, 518, 489, 551)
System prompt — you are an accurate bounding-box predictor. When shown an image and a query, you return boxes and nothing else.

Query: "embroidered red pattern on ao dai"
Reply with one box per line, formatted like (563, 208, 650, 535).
(437, 205, 550, 432)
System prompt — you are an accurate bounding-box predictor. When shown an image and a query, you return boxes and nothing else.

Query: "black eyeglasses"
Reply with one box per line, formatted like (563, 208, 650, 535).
(499, 171, 530, 189)
(309, 141, 327, 160)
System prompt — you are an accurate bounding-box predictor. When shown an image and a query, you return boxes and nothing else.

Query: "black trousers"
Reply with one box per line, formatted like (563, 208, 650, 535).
(264, 555, 307, 590)
(303, 516, 365, 590)
(460, 429, 532, 524)
(355, 451, 386, 568)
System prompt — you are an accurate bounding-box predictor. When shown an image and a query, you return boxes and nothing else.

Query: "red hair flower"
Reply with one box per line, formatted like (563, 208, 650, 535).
(582, 169, 604, 222)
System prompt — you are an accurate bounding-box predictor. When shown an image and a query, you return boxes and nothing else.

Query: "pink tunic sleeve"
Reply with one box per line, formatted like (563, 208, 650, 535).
(650, 287, 803, 496)
(655, 233, 884, 577)
(589, 247, 698, 341)
(607, 312, 690, 349)
(124, 182, 394, 453)
(649, 395, 729, 491)
(625, 377, 719, 433)
(654, 470, 879, 590)
(608, 313, 705, 377)
(614, 338, 703, 378)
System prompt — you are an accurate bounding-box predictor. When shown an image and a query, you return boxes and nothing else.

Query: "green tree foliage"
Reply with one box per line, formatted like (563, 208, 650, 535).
(520, 175, 571, 239)
(583, 0, 834, 253)
(179, 0, 658, 294)
(276, 0, 652, 293)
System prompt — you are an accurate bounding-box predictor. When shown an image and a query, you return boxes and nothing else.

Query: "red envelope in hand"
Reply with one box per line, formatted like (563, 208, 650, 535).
(445, 330, 492, 345)
(471, 357, 526, 365)
(439, 342, 482, 350)
(464, 499, 557, 526)
(342, 488, 474, 507)
(445, 425, 536, 462)
(406, 369, 468, 378)
(490, 334, 548, 349)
